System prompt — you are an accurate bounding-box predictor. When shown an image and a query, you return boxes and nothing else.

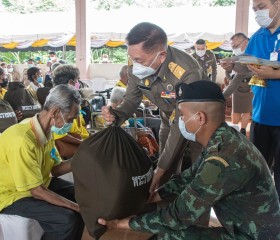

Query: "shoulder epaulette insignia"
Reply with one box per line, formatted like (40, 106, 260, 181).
(168, 62, 186, 80)
(205, 156, 229, 167)
(144, 79, 150, 87)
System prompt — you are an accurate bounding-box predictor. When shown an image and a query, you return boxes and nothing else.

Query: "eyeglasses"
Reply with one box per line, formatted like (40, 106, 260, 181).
(233, 39, 245, 49)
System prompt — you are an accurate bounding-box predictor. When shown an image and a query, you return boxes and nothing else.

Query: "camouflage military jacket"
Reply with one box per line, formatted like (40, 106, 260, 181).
(129, 123, 280, 239)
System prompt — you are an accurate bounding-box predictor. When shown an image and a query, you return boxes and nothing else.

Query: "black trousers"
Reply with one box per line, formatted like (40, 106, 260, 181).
(1, 177, 84, 240)
(250, 121, 280, 200)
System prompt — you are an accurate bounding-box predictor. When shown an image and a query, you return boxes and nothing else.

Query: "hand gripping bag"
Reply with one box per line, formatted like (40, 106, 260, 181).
(72, 126, 153, 239)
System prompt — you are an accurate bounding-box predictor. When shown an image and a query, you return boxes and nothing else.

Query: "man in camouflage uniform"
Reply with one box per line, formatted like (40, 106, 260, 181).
(192, 39, 217, 82)
(102, 22, 205, 191)
(99, 81, 280, 239)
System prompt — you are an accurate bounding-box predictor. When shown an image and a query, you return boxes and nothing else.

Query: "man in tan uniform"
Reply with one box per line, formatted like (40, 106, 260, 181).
(102, 22, 205, 192)
(192, 39, 217, 82)
(221, 33, 253, 136)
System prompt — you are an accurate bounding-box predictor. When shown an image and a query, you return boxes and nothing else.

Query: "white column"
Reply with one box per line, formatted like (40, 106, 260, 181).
(235, 0, 250, 35)
(75, 0, 90, 79)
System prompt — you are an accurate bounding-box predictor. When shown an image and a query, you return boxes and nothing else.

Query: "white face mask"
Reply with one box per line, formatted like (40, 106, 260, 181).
(2, 68, 8, 74)
(196, 50, 206, 58)
(233, 48, 245, 56)
(178, 113, 201, 142)
(7, 68, 13, 73)
(255, 3, 279, 28)
(132, 52, 160, 79)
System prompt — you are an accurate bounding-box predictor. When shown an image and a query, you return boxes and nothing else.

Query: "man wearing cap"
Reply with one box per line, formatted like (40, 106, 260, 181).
(99, 80, 280, 239)
(102, 22, 206, 192)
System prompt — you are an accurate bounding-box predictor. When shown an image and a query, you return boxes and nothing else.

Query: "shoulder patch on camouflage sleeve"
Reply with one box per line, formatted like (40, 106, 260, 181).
(168, 62, 186, 80)
(205, 156, 229, 167)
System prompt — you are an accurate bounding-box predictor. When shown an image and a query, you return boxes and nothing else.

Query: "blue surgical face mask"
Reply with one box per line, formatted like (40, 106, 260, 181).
(37, 76, 43, 84)
(178, 113, 201, 142)
(51, 111, 72, 135)
(132, 52, 160, 79)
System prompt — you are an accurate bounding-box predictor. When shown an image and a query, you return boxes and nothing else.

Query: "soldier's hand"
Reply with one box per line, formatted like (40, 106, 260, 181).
(220, 60, 234, 72)
(149, 167, 165, 193)
(101, 106, 115, 125)
(147, 191, 161, 203)
(98, 217, 132, 230)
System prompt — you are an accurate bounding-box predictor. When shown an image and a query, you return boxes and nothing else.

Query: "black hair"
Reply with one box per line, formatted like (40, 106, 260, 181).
(230, 32, 249, 41)
(126, 22, 167, 53)
(27, 67, 40, 82)
(49, 51, 56, 55)
(196, 39, 206, 45)
(52, 65, 80, 86)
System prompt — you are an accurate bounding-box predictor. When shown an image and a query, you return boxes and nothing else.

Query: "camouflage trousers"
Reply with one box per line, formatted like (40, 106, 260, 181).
(154, 226, 241, 240)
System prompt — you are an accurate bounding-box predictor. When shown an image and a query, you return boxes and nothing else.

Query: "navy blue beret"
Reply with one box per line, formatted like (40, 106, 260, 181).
(176, 80, 225, 103)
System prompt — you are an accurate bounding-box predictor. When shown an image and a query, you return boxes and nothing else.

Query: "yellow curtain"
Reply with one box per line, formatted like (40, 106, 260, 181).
(67, 36, 76, 46)
(31, 39, 49, 47)
(206, 41, 223, 50)
(1, 42, 18, 49)
(105, 41, 125, 47)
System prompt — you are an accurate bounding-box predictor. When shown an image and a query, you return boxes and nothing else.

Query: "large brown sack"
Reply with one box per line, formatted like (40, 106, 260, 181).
(72, 126, 153, 239)
(4, 82, 41, 120)
(0, 99, 17, 133)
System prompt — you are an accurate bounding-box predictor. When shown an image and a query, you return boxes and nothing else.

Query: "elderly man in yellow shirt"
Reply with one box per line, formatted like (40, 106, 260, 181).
(0, 85, 84, 240)
(115, 65, 129, 88)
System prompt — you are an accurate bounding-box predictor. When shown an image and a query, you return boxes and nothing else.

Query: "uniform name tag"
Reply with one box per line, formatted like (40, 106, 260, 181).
(270, 51, 278, 61)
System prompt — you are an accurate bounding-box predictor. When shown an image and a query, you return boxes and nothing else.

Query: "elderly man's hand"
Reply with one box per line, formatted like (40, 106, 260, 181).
(15, 110, 23, 121)
(101, 106, 116, 125)
(98, 217, 132, 230)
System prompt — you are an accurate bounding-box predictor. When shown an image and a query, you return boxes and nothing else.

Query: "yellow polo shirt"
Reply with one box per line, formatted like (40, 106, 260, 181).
(115, 80, 127, 88)
(0, 114, 61, 211)
(0, 88, 7, 99)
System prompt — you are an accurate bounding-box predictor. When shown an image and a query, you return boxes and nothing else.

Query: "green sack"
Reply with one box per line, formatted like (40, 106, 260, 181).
(72, 126, 153, 239)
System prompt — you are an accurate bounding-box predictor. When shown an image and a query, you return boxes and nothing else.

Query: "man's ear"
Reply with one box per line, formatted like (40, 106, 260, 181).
(68, 79, 75, 86)
(51, 107, 60, 118)
(197, 111, 207, 126)
(159, 51, 167, 64)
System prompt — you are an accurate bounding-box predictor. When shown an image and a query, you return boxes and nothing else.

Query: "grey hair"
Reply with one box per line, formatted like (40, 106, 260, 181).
(110, 87, 126, 105)
(43, 85, 81, 113)
(119, 65, 128, 78)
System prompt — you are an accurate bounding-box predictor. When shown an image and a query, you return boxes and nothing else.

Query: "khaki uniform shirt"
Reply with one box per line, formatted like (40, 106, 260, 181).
(192, 50, 217, 82)
(223, 63, 253, 99)
(111, 46, 205, 171)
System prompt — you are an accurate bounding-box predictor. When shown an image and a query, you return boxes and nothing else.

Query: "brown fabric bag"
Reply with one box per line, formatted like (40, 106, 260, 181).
(55, 133, 82, 159)
(0, 99, 17, 133)
(72, 126, 153, 239)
